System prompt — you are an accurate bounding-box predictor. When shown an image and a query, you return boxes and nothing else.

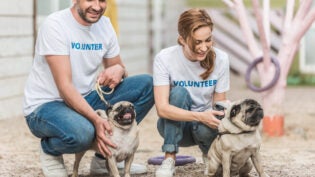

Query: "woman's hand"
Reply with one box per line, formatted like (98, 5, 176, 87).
(93, 116, 117, 157)
(97, 64, 125, 89)
(199, 110, 224, 129)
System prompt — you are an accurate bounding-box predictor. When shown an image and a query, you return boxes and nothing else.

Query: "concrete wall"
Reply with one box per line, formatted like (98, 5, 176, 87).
(117, 0, 151, 75)
(0, 0, 186, 120)
(0, 0, 154, 119)
(0, 0, 34, 119)
(117, 0, 185, 75)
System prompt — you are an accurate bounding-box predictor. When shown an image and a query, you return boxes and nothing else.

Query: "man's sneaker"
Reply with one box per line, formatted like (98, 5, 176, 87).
(155, 157, 175, 177)
(39, 148, 68, 177)
(90, 155, 147, 175)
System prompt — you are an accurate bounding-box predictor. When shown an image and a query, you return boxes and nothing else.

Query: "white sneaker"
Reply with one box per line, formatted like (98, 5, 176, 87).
(39, 148, 68, 177)
(155, 157, 175, 177)
(90, 155, 147, 175)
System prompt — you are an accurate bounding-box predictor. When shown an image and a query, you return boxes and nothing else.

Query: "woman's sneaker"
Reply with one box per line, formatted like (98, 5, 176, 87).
(39, 148, 68, 177)
(155, 157, 175, 177)
(90, 155, 147, 175)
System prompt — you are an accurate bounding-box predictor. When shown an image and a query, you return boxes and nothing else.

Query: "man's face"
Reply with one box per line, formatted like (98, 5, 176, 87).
(74, 0, 107, 25)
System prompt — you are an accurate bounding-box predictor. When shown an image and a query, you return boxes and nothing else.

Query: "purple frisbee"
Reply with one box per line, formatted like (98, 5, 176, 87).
(147, 155, 196, 166)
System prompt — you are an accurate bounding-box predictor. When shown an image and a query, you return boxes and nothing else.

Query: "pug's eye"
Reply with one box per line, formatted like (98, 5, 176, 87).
(115, 105, 123, 112)
(246, 107, 255, 113)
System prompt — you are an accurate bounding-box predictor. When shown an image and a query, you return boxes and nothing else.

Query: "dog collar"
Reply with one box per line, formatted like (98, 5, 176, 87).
(217, 131, 254, 139)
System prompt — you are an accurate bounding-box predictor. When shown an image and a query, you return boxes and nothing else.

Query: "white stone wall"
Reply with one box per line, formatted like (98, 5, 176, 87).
(117, 0, 151, 75)
(0, 0, 34, 119)
(0, 0, 185, 119)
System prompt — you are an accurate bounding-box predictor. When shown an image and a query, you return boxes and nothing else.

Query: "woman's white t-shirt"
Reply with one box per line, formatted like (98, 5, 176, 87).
(153, 45, 230, 112)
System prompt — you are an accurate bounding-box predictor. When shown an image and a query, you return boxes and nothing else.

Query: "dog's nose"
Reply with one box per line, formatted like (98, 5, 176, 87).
(257, 108, 264, 119)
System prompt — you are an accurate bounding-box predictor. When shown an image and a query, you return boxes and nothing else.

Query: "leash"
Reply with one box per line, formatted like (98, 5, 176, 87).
(95, 81, 114, 109)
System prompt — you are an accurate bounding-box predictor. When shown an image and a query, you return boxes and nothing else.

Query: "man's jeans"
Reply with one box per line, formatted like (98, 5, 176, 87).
(157, 87, 218, 155)
(25, 74, 154, 156)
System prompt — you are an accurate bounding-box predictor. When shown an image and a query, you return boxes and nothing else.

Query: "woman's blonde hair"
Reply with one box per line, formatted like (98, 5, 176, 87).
(177, 8, 216, 80)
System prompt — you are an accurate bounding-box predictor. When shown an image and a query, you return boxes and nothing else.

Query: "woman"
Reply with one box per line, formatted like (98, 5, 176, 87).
(153, 8, 230, 177)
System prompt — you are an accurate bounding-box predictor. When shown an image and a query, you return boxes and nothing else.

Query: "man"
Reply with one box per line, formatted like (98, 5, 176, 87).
(23, 0, 154, 176)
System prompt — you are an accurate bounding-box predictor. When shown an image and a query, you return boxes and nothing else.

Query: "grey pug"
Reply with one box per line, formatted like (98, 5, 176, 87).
(72, 101, 139, 177)
(205, 99, 269, 177)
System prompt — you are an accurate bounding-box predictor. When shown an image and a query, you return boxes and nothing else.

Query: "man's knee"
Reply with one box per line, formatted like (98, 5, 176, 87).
(65, 128, 95, 152)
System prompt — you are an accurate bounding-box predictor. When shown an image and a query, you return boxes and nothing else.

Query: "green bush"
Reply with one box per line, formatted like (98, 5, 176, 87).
(287, 52, 315, 86)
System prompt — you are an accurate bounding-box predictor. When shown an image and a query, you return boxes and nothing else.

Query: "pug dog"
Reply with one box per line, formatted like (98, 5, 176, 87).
(205, 98, 269, 177)
(72, 101, 139, 177)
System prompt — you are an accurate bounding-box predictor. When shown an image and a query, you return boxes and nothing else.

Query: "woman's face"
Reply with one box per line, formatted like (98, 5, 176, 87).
(182, 26, 213, 62)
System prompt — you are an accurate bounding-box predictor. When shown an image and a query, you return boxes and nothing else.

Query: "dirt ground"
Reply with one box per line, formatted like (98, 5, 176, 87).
(1, 74, 315, 177)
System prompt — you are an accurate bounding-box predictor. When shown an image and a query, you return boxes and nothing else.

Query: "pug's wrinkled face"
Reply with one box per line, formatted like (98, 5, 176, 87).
(107, 101, 136, 126)
(229, 99, 264, 127)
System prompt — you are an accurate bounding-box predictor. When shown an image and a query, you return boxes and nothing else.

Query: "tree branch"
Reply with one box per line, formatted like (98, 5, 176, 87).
(233, 0, 261, 58)
(283, 0, 295, 34)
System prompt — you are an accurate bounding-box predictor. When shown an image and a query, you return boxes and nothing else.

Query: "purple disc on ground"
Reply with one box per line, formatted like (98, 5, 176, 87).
(147, 155, 196, 166)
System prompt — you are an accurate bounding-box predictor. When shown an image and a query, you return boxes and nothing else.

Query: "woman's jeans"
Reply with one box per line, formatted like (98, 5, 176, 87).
(25, 74, 154, 156)
(157, 87, 218, 155)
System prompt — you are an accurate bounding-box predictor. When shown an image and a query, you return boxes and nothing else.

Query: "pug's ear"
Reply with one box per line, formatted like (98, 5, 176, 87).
(106, 106, 113, 116)
(230, 104, 241, 118)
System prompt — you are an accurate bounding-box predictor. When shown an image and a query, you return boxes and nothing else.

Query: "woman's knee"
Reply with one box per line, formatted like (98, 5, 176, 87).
(169, 87, 192, 108)
(195, 124, 218, 141)
(192, 123, 218, 154)
(157, 118, 184, 138)
(157, 118, 166, 137)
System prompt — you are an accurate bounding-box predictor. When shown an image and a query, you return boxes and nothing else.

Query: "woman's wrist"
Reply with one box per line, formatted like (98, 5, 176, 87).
(192, 111, 202, 122)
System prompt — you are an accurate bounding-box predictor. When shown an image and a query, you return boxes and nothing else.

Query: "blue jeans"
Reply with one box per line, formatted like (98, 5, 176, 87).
(25, 74, 154, 156)
(157, 87, 218, 155)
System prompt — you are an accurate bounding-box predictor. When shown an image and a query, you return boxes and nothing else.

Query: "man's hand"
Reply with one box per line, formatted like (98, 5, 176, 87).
(93, 116, 117, 157)
(97, 64, 125, 89)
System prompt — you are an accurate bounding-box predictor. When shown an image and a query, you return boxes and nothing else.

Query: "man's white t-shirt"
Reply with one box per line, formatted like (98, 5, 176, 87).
(153, 45, 230, 112)
(23, 8, 120, 116)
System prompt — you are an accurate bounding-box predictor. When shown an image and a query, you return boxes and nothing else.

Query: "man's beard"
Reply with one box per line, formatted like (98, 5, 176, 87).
(77, 7, 104, 24)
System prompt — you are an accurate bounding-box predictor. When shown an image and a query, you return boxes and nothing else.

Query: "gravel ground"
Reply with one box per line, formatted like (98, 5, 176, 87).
(1, 75, 314, 177)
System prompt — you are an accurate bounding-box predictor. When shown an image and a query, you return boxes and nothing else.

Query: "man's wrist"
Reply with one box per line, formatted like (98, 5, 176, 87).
(122, 69, 128, 78)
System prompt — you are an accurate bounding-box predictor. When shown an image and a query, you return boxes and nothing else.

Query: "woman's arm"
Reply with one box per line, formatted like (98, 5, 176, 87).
(154, 85, 222, 129)
(213, 92, 227, 102)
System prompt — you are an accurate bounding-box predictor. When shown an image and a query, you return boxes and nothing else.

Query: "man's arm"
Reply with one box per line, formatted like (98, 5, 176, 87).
(97, 55, 127, 88)
(45, 55, 116, 156)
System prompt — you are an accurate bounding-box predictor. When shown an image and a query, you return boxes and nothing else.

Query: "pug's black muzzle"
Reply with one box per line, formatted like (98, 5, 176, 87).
(245, 107, 264, 126)
(114, 106, 136, 125)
